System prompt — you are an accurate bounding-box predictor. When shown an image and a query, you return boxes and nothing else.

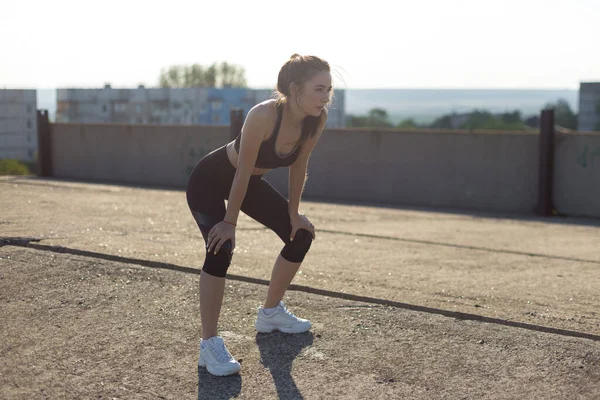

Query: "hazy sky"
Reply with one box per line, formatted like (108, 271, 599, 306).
(1, 0, 598, 90)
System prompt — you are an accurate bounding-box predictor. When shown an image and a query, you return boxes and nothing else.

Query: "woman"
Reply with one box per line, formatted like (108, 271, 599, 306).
(186, 54, 332, 376)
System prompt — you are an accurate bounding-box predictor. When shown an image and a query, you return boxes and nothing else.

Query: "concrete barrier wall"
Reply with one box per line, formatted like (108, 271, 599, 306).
(49, 123, 600, 217)
(265, 128, 540, 213)
(554, 132, 600, 217)
(51, 123, 230, 187)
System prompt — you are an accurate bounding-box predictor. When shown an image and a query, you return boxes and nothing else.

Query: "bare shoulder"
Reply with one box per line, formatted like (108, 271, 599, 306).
(240, 100, 277, 144)
(246, 99, 277, 123)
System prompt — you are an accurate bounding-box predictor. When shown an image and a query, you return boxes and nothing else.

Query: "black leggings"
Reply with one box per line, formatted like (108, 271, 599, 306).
(186, 145, 311, 277)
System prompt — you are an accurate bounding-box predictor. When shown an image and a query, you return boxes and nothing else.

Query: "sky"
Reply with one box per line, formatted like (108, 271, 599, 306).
(1, 0, 598, 90)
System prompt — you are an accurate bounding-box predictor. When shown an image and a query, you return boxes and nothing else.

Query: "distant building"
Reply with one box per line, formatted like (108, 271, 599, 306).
(56, 86, 346, 128)
(578, 82, 600, 131)
(0, 90, 38, 161)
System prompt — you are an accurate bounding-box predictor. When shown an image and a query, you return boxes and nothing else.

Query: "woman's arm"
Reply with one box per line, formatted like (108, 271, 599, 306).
(288, 115, 328, 232)
(224, 105, 268, 224)
(288, 156, 309, 218)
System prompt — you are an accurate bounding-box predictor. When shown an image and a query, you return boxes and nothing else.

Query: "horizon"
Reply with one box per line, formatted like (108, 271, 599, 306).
(33, 87, 580, 124)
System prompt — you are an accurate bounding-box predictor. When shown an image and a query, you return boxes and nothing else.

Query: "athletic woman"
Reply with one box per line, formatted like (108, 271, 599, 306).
(186, 54, 332, 376)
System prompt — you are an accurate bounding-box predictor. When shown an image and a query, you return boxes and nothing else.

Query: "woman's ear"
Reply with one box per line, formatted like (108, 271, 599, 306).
(289, 82, 298, 97)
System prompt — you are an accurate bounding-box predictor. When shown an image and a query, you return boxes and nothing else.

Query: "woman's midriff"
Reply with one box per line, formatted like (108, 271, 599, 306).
(225, 142, 272, 176)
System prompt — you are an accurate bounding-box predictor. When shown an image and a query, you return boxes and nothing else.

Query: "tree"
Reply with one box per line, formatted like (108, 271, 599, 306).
(219, 62, 247, 87)
(500, 111, 522, 124)
(459, 110, 525, 130)
(543, 98, 577, 130)
(429, 114, 454, 129)
(346, 115, 369, 127)
(158, 62, 247, 88)
(460, 110, 496, 129)
(367, 108, 393, 128)
(397, 119, 418, 128)
(346, 108, 393, 128)
(524, 115, 540, 129)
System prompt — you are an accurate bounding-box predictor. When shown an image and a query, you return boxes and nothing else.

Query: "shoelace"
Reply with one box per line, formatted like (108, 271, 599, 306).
(281, 304, 300, 320)
(210, 341, 233, 363)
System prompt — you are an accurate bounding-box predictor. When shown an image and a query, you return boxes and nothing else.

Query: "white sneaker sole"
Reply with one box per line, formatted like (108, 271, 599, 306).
(255, 320, 312, 334)
(198, 353, 241, 376)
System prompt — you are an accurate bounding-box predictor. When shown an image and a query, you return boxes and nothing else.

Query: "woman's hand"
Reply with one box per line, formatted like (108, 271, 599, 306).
(207, 221, 236, 254)
(290, 213, 315, 241)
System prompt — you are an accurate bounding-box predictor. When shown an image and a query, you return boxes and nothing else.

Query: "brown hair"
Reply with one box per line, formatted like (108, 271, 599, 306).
(275, 54, 332, 145)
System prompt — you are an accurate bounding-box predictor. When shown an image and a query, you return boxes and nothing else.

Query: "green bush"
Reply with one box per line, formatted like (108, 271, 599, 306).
(0, 159, 32, 176)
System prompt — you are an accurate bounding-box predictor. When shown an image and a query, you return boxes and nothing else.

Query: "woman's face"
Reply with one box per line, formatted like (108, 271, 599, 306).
(295, 71, 332, 117)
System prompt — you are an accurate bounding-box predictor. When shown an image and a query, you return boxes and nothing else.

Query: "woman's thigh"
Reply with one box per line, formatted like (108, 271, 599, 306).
(241, 179, 292, 244)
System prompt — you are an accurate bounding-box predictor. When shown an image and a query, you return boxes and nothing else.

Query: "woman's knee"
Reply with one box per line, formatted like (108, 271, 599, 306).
(202, 240, 233, 278)
(280, 229, 313, 263)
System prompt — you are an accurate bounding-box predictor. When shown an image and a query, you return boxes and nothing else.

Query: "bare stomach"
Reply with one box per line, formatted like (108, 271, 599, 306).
(225, 142, 272, 176)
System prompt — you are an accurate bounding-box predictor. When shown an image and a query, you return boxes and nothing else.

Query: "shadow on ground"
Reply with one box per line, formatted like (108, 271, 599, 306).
(197, 368, 242, 400)
(256, 331, 314, 400)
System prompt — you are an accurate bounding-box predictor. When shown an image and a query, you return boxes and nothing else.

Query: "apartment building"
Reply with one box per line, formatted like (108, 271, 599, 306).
(56, 86, 345, 128)
(0, 89, 37, 161)
(578, 82, 600, 131)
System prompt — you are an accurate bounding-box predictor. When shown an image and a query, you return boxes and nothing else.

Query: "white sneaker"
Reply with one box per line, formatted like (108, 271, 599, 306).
(198, 336, 241, 376)
(255, 301, 312, 334)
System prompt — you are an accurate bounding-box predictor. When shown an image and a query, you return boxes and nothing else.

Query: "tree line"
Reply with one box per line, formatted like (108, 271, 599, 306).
(158, 62, 247, 88)
(347, 98, 579, 131)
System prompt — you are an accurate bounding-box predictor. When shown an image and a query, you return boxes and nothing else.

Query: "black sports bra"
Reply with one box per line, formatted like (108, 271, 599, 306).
(233, 103, 302, 169)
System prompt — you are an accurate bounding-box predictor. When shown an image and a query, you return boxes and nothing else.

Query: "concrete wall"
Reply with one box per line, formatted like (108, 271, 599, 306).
(51, 123, 230, 187)
(265, 128, 540, 213)
(49, 123, 600, 217)
(554, 131, 600, 217)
